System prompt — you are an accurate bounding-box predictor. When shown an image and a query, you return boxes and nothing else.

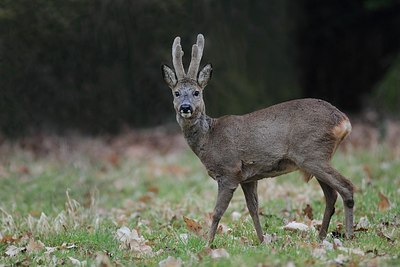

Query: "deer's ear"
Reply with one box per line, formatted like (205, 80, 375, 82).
(197, 63, 212, 89)
(161, 65, 177, 88)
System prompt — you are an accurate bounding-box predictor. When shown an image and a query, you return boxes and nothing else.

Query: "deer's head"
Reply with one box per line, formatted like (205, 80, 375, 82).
(162, 34, 212, 120)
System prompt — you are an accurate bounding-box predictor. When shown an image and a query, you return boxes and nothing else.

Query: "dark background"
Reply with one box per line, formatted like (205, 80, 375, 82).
(1, 0, 400, 136)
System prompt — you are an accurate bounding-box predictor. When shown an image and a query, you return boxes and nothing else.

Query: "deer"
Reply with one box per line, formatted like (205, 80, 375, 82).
(161, 34, 354, 247)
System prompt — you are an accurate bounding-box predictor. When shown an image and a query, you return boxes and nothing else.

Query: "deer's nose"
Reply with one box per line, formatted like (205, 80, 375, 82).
(179, 104, 193, 114)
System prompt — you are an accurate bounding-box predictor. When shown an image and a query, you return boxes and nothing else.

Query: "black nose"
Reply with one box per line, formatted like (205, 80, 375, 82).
(179, 104, 192, 113)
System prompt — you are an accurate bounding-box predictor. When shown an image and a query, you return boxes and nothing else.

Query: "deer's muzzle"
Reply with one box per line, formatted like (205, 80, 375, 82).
(179, 104, 193, 118)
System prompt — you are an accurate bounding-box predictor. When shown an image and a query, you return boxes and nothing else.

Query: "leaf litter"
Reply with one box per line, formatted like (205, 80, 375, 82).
(1, 126, 400, 266)
(116, 226, 153, 256)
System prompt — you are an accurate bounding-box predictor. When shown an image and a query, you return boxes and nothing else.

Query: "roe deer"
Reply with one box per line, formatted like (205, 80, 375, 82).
(161, 34, 354, 247)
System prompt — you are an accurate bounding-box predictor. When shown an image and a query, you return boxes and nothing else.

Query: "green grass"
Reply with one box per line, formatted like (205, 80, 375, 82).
(1, 142, 400, 266)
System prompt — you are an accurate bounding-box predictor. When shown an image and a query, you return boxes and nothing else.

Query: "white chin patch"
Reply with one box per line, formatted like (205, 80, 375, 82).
(180, 111, 192, 118)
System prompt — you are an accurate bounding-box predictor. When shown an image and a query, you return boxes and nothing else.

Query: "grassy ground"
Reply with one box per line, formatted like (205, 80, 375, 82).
(0, 132, 399, 266)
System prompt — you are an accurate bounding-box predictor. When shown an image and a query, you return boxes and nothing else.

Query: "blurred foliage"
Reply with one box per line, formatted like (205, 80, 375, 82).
(0, 0, 399, 135)
(372, 56, 400, 113)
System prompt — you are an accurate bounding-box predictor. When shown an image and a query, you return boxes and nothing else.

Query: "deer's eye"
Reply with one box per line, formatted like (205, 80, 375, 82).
(193, 91, 200, 97)
(174, 91, 180, 97)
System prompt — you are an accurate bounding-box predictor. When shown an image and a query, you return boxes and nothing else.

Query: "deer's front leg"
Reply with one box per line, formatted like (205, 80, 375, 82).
(207, 179, 237, 247)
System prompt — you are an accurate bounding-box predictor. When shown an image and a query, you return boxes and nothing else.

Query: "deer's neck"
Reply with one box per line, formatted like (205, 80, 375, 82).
(177, 113, 213, 156)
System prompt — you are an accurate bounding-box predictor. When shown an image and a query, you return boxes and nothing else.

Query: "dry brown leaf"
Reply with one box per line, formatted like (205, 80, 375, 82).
(183, 216, 202, 235)
(148, 186, 159, 194)
(363, 165, 373, 180)
(217, 223, 231, 234)
(106, 152, 120, 167)
(158, 256, 183, 267)
(1, 235, 19, 244)
(26, 239, 45, 253)
(377, 192, 390, 211)
(138, 194, 152, 203)
(18, 165, 30, 175)
(303, 204, 313, 220)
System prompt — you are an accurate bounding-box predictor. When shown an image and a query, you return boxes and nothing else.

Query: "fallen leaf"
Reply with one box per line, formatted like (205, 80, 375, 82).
(363, 165, 373, 180)
(116, 226, 135, 243)
(1, 234, 19, 244)
(158, 256, 183, 267)
(59, 242, 77, 250)
(26, 239, 45, 253)
(217, 223, 231, 234)
(44, 246, 57, 255)
(5, 245, 25, 257)
(183, 216, 202, 235)
(283, 221, 309, 232)
(357, 216, 370, 229)
(18, 165, 30, 174)
(240, 236, 250, 245)
(148, 186, 159, 194)
(5, 245, 24, 257)
(206, 248, 230, 259)
(378, 192, 390, 211)
(116, 226, 153, 255)
(303, 204, 313, 220)
(310, 220, 322, 231)
(138, 194, 152, 203)
(331, 222, 345, 238)
(376, 229, 395, 243)
(106, 152, 120, 167)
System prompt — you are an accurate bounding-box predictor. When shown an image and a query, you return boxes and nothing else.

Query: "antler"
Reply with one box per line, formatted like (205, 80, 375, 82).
(172, 37, 185, 80)
(187, 34, 205, 80)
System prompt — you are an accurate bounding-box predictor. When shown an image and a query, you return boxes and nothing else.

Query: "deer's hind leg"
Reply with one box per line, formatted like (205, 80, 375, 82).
(316, 180, 338, 239)
(302, 162, 354, 239)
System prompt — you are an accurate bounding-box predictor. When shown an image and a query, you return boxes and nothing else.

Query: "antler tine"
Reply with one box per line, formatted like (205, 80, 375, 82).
(187, 34, 205, 80)
(172, 37, 185, 80)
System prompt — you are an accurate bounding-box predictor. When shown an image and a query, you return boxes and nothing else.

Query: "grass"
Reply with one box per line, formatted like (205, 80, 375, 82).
(0, 135, 400, 266)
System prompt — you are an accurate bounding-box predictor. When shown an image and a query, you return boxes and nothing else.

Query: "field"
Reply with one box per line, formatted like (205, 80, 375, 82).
(1, 124, 400, 266)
